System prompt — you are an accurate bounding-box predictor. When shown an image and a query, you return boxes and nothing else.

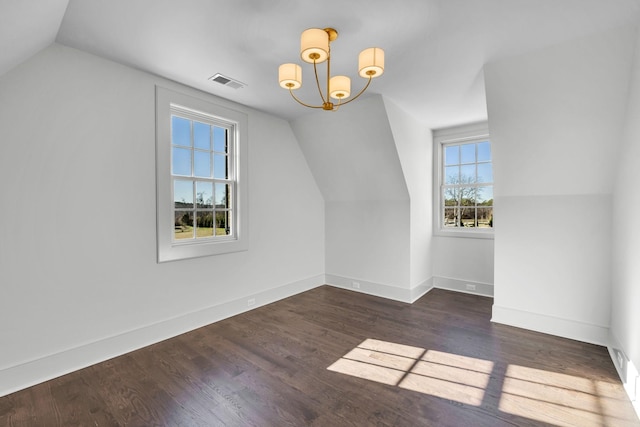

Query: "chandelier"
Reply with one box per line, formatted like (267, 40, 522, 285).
(278, 28, 384, 111)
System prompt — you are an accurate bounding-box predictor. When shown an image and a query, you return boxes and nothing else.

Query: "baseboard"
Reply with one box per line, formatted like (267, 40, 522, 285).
(491, 304, 609, 346)
(433, 276, 493, 297)
(608, 333, 640, 420)
(325, 274, 433, 303)
(410, 278, 434, 303)
(0, 274, 325, 398)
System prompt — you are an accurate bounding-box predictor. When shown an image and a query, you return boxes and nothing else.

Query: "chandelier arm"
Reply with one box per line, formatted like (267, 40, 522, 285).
(313, 60, 327, 104)
(338, 76, 373, 106)
(288, 88, 324, 109)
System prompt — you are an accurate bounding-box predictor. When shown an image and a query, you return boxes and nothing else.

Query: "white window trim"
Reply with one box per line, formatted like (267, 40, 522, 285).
(156, 86, 248, 262)
(433, 122, 493, 239)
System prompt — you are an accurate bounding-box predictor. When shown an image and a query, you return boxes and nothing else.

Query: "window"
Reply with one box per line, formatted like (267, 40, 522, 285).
(156, 86, 248, 262)
(171, 113, 234, 240)
(434, 123, 493, 237)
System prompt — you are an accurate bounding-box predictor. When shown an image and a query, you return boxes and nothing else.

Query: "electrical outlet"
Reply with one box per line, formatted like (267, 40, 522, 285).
(352, 281, 360, 289)
(466, 284, 477, 291)
(247, 298, 255, 307)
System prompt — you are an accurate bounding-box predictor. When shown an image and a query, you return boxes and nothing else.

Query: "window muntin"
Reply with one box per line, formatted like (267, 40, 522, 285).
(441, 139, 493, 230)
(170, 112, 235, 242)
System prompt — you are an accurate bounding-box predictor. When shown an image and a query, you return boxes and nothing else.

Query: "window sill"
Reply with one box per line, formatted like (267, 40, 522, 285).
(158, 238, 248, 263)
(434, 228, 494, 240)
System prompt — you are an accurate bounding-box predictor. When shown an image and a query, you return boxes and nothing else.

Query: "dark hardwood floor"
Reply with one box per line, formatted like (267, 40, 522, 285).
(1, 286, 638, 426)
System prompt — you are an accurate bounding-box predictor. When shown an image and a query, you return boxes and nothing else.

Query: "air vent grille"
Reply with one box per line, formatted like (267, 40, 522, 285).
(209, 73, 246, 89)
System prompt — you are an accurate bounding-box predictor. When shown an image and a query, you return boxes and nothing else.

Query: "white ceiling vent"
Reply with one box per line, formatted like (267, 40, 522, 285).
(208, 73, 246, 89)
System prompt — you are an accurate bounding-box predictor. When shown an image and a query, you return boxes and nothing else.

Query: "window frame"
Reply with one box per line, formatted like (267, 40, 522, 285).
(433, 122, 493, 239)
(156, 86, 248, 262)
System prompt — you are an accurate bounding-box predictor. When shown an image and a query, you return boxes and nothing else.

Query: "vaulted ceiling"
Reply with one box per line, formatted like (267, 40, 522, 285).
(2, 0, 639, 129)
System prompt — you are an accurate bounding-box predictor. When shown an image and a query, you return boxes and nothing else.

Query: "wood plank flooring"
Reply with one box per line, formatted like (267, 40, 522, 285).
(1, 286, 638, 426)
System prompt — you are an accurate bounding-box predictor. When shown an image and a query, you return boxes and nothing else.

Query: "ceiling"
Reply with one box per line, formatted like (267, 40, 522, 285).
(0, 0, 68, 77)
(3, 0, 640, 129)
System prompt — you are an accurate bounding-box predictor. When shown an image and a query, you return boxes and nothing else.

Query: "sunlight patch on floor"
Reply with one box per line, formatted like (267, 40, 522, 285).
(327, 339, 639, 427)
(327, 339, 493, 406)
(498, 364, 639, 427)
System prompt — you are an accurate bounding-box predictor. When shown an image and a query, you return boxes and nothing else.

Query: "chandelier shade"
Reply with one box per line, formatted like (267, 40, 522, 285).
(300, 28, 329, 63)
(278, 63, 302, 90)
(329, 75, 351, 99)
(279, 27, 385, 111)
(359, 47, 385, 78)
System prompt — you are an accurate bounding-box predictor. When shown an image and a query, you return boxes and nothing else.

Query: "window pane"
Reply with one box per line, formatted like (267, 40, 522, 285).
(193, 122, 211, 150)
(172, 116, 191, 147)
(445, 166, 459, 184)
(477, 186, 493, 206)
(214, 126, 227, 152)
(460, 164, 476, 182)
(478, 141, 491, 162)
(459, 187, 476, 206)
(461, 207, 476, 227)
(443, 187, 458, 206)
(461, 143, 475, 164)
(172, 147, 191, 176)
(196, 181, 213, 208)
(444, 145, 459, 165)
(215, 211, 231, 235)
(194, 150, 211, 178)
(196, 211, 214, 237)
(444, 208, 459, 228)
(477, 207, 493, 228)
(174, 211, 194, 240)
(478, 163, 493, 183)
(215, 183, 230, 208)
(214, 154, 228, 179)
(174, 180, 193, 208)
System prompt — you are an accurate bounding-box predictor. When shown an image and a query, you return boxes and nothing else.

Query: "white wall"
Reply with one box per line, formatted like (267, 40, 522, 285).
(0, 43, 325, 395)
(432, 236, 494, 292)
(292, 94, 492, 300)
(611, 21, 640, 406)
(485, 24, 636, 345)
(384, 98, 433, 290)
(325, 201, 410, 288)
(291, 96, 415, 298)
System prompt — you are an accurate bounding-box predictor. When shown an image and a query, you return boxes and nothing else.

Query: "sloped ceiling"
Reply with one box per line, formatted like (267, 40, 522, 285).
(290, 95, 408, 202)
(2, 0, 640, 129)
(0, 0, 69, 77)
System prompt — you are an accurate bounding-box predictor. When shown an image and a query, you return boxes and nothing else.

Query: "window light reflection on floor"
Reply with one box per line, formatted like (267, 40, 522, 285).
(326, 338, 493, 406)
(499, 364, 638, 427)
(327, 339, 639, 427)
